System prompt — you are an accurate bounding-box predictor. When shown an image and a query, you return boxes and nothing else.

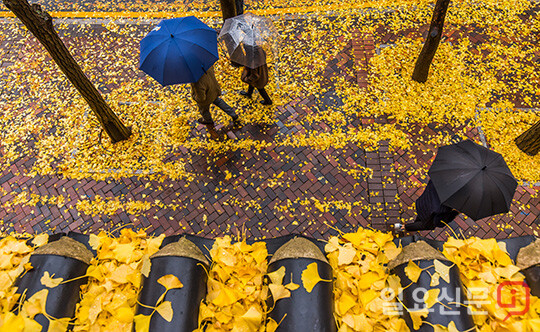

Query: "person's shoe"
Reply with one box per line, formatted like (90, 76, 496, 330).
(232, 118, 242, 128)
(197, 118, 214, 126)
(260, 100, 273, 105)
(389, 223, 405, 237)
(239, 91, 252, 98)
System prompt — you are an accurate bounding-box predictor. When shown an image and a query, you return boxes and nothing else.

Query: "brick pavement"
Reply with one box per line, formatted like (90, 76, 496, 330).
(0, 11, 539, 241)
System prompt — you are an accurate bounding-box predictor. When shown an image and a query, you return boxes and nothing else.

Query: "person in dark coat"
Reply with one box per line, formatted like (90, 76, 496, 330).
(397, 180, 459, 232)
(233, 46, 272, 105)
(190, 65, 239, 126)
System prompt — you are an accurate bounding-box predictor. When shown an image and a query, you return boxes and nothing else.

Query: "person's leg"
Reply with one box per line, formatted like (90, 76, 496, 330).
(405, 217, 435, 232)
(257, 87, 272, 105)
(198, 104, 214, 125)
(235, 0, 244, 15)
(240, 85, 254, 98)
(213, 97, 238, 120)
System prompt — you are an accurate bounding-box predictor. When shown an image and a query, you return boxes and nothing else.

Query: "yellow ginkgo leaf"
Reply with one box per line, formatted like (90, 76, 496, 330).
(338, 293, 356, 315)
(21, 289, 49, 319)
(343, 231, 363, 248)
(387, 274, 401, 294)
(252, 246, 267, 265)
(404, 261, 422, 283)
(109, 264, 135, 284)
(424, 289, 440, 308)
(23, 315, 43, 332)
(447, 321, 459, 332)
(240, 306, 263, 330)
(433, 260, 451, 284)
(266, 317, 279, 332)
(430, 272, 440, 287)
(40, 271, 63, 288)
(432, 323, 449, 332)
(88, 233, 101, 250)
(383, 245, 402, 261)
(32, 233, 48, 247)
(0, 274, 12, 290)
(497, 241, 507, 254)
(494, 265, 521, 280)
(157, 274, 183, 290)
(432, 321, 460, 332)
(141, 255, 152, 278)
(267, 266, 286, 285)
(134, 314, 152, 332)
(284, 280, 300, 291)
(325, 237, 340, 253)
(216, 248, 236, 266)
(113, 243, 136, 264)
(47, 317, 70, 332)
(409, 308, 429, 330)
(493, 246, 513, 266)
(301, 262, 331, 293)
(337, 244, 357, 266)
(0, 312, 26, 332)
(116, 306, 135, 323)
(269, 283, 291, 302)
(211, 287, 238, 306)
(155, 301, 173, 322)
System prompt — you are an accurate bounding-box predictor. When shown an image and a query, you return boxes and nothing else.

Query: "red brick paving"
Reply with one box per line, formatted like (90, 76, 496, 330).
(0, 15, 539, 241)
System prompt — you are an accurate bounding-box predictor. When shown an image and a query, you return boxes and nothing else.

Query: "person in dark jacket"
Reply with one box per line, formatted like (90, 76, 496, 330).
(233, 46, 272, 105)
(396, 180, 459, 232)
(190, 65, 239, 126)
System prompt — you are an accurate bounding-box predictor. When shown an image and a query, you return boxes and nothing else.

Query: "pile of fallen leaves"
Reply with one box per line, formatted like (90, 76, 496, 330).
(0, 234, 48, 330)
(72, 229, 164, 331)
(442, 237, 540, 331)
(479, 107, 540, 182)
(195, 236, 272, 331)
(325, 228, 408, 331)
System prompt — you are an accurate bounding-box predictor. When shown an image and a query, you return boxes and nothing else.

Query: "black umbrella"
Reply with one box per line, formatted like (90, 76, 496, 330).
(428, 140, 518, 221)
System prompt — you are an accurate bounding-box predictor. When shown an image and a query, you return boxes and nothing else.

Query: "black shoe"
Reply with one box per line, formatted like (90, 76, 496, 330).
(239, 91, 252, 98)
(388, 223, 405, 236)
(232, 118, 242, 128)
(260, 100, 272, 105)
(197, 118, 214, 126)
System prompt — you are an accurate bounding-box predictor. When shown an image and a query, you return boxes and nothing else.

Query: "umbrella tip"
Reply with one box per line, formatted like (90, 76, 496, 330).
(482, 165, 487, 170)
(170, 34, 174, 38)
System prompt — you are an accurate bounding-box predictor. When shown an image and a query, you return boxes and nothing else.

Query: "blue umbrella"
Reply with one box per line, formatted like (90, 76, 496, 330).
(140, 16, 219, 86)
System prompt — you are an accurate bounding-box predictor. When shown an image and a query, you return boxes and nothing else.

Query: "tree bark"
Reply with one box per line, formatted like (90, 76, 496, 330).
(220, 0, 237, 21)
(3, 0, 131, 143)
(515, 120, 540, 156)
(412, 0, 451, 83)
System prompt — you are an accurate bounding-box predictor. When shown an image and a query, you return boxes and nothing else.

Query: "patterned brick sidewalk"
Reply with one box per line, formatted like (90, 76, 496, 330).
(0, 15, 539, 241)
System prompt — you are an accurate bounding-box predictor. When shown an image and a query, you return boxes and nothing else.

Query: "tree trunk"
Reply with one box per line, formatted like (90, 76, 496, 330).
(3, 0, 132, 143)
(515, 120, 540, 156)
(412, 0, 451, 83)
(220, 0, 237, 21)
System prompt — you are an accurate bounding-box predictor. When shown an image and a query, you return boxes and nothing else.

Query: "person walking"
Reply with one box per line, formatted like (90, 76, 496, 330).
(236, 46, 272, 105)
(394, 180, 459, 233)
(191, 65, 239, 126)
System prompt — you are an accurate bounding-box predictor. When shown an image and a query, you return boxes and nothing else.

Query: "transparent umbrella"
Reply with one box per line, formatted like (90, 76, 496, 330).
(218, 12, 280, 69)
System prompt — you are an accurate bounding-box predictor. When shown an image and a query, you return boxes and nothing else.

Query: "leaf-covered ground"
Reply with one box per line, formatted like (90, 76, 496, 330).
(0, 0, 539, 239)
